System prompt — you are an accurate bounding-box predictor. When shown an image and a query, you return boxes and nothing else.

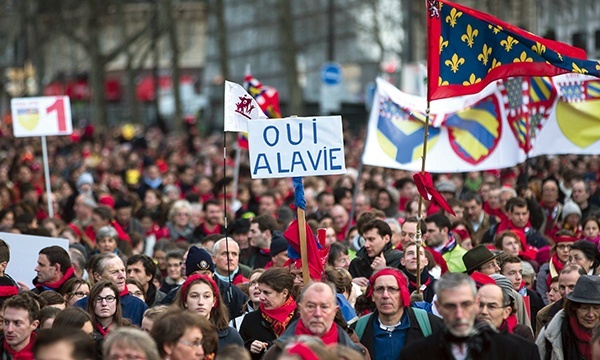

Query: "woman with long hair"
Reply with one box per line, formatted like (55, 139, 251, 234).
(239, 267, 297, 360)
(174, 274, 243, 351)
(86, 280, 128, 338)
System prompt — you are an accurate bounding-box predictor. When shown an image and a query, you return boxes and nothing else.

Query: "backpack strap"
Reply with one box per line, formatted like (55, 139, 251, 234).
(413, 308, 432, 337)
(354, 313, 372, 340)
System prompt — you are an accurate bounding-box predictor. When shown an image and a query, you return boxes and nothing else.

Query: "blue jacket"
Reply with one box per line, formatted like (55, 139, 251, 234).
(75, 293, 148, 326)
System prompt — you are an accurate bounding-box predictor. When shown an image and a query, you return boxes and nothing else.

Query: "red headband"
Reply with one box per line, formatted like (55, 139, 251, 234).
(554, 235, 577, 244)
(181, 274, 220, 309)
(366, 268, 411, 307)
(286, 342, 319, 360)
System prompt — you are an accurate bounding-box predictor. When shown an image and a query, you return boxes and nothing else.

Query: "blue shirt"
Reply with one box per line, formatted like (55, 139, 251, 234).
(372, 310, 410, 360)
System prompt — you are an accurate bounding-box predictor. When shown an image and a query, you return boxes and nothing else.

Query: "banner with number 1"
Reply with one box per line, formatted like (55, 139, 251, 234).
(11, 96, 72, 138)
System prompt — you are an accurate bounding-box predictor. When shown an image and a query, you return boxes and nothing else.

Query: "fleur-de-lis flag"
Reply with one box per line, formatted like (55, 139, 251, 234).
(427, 0, 600, 100)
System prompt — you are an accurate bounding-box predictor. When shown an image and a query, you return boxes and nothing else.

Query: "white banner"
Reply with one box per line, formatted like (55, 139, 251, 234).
(362, 78, 528, 172)
(248, 116, 346, 178)
(11, 96, 72, 137)
(530, 73, 600, 156)
(223, 80, 267, 132)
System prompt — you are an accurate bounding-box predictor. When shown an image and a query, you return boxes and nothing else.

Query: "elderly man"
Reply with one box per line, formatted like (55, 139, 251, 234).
(75, 253, 148, 326)
(353, 268, 442, 360)
(212, 237, 250, 285)
(263, 282, 367, 358)
(476, 283, 534, 341)
(400, 273, 540, 360)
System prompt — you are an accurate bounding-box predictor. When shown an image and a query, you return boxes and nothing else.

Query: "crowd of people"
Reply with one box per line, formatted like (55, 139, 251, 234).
(0, 122, 599, 359)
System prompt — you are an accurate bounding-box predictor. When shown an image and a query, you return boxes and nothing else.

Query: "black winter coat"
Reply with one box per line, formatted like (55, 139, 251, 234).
(349, 242, 403, 279)
(399, 322, 540, 360)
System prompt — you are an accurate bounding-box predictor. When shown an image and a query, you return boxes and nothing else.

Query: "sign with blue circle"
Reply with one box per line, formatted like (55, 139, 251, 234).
(321, 62, 343, 86)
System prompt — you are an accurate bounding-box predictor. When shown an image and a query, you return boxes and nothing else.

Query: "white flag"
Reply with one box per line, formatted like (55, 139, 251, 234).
(223, 81, 268, 132)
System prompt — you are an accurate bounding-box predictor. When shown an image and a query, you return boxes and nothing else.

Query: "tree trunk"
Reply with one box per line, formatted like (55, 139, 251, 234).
(163, 0, 183, 133)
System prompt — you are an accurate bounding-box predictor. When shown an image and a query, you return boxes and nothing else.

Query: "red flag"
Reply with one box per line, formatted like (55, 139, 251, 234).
(283, 219, 325, 280)
(413, 172, 455, 216)
(237, 74, 282, 149)
(427, 0, 599, 101)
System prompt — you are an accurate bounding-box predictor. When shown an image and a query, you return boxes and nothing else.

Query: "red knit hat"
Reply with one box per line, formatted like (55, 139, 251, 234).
(366, 268, 411, 307)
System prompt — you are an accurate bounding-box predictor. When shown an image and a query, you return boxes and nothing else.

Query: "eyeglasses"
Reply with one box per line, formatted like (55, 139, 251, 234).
(176, 212, 190, 217)
(556, 244, 572, 250)
(179, 339, 204, 349)
(481, 261, 499, 271)
(69, 291, 89, 298)
(94, 295, 117, 303)
(374, 286, 400, 295)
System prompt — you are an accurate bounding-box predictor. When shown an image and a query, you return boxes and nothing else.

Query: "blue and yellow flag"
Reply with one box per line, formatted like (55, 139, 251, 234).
(427, 0, 600, 100)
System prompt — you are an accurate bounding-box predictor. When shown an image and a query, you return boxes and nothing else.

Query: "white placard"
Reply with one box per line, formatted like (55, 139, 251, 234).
(0, 232, 69, 288)
(248, 116, 346, 179)
(11, 96, 73, 137)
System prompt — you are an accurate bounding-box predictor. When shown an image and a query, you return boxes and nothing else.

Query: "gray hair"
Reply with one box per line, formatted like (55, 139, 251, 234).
(434, 272, 477, 301)
(92, 253, 122, 278)
(385, 218, 401, 234)
(297, 281, 337, 305)
(103, 327, 160, 360)
(96, 226, 118, 241)
(212, 237, 239, 255)
(167, 200, 192, 221)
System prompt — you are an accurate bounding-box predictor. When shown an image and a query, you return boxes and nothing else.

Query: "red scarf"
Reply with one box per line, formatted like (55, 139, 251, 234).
(36, 267, 75, 291)
(499, 314, 518, 333)
(295, 317, 339, 345)
(260, 296, 296, 336)
(120, 284, 129, 297)
(96, 322, 110, 338)
(4, 332, 36, 360)
(569, 315, 592, 359)
(496, 219, 532, 234)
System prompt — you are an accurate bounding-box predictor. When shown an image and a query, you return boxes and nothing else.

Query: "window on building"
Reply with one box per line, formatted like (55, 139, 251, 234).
(572, 32, 587, 51)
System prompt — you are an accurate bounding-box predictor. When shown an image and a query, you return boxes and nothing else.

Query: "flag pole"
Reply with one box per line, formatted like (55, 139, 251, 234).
(291, 114, 310, 284)
(415, 0, 435, 295)
(414, 102, 431, 295)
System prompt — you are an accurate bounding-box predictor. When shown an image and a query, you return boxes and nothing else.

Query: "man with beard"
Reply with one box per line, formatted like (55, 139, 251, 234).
(400, 273, 540, 360)
(193, 199, 225, 242)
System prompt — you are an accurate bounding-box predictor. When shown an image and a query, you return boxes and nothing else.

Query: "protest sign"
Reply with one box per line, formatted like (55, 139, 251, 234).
(11, 96, 72, 137)
(248, 116, 346, 179)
